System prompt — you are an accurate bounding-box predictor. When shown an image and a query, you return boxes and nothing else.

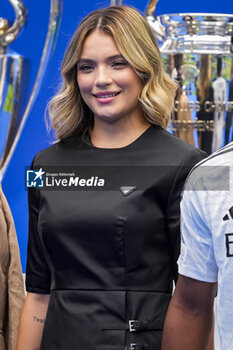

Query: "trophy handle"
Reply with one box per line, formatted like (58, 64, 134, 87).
(110, 0, 123, 4)
(145, 0, 166, 40)
(0, 0, 28, 48)
(0, 0, 63, 178)
(145, 0, 158, 16)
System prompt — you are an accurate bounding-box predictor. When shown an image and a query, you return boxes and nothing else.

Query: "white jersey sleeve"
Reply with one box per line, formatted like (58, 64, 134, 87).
(178, 183, 218, 282)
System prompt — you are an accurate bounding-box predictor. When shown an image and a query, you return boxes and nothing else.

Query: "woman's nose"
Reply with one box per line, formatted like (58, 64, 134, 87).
(95, 66, 112, 86)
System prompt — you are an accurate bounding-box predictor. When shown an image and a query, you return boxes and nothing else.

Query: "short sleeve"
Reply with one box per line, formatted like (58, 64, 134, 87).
(178, 184, 218, 282)
(26, 157, 51, 293)
(166, 148, 206, 281)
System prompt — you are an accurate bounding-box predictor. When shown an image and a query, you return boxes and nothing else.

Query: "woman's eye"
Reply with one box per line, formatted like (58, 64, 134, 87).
(78, 65, 93, 72)
(112, 61, 128, 68)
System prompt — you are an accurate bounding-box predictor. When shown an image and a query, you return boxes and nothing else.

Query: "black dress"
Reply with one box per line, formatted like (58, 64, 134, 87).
(26, 125, 205, 350)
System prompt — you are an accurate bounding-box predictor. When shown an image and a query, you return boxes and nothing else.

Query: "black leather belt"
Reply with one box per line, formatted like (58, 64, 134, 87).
(129, 320, 163, 332)
(102, 319, 163, 332)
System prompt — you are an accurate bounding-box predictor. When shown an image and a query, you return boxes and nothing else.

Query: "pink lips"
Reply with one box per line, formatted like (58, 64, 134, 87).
(93, 91, 121, 104)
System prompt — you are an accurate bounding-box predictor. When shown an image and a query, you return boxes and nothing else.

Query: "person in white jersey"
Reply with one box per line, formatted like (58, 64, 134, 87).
(161, 142, 233, 350)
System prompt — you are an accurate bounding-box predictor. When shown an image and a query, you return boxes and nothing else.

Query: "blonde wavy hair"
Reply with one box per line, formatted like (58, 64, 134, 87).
(48, 5, 177, 140)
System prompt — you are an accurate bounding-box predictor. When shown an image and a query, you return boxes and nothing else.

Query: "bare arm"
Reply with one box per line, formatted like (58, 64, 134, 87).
(162, 274, 217, 350)
(208, 316, 215, 350)
(16, 292, 50, 350)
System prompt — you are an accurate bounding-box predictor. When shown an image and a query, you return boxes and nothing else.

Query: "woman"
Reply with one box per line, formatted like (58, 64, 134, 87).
(17, 6, 205, 350)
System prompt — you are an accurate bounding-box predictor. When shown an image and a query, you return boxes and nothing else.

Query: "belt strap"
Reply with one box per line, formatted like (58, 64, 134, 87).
(102, 319, 163, 332)
(125, 344, 160, 350)
(129, 320, 163, 332)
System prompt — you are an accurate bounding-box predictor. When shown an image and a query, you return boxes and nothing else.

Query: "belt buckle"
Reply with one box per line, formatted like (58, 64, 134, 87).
(129, 320, 139, 332)
(129, 344, 141, 350)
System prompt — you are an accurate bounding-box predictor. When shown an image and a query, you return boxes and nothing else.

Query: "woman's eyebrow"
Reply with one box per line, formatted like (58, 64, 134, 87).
(78, 54, 124, 64)
(107, 54, 124, 61)
(77, 58, 94, 65)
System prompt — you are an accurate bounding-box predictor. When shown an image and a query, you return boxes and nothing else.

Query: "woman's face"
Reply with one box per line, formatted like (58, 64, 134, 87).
(77, 30, 143, 124)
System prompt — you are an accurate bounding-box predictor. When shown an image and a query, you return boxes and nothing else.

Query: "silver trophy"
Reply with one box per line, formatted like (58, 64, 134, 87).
(0, 0, 63, 179)
(147, 0, 233, 154)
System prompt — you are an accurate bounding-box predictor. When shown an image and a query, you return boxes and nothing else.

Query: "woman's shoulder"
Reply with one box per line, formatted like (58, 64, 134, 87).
(31, 135, 86, 167)
(149, 125, 205, 158)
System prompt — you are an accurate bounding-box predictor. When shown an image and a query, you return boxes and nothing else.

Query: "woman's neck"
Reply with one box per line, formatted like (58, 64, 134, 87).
(90, 118, 151, 149)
